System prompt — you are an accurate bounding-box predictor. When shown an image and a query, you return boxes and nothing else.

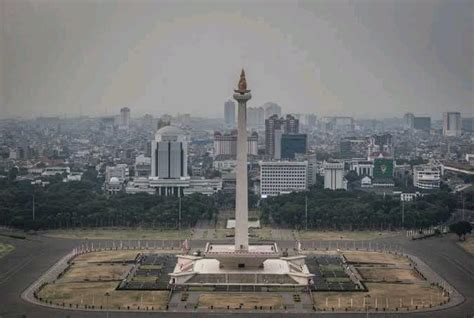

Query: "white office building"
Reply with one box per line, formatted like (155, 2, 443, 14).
(443, 112, 462, 137)
(323, 161, 347, 190)
(151, 125, 187, 179)
(125, 177, 222, 196)
(413, 165, 441, 189)
(259, 161, 307, 198)
(350, 160, 374, 177)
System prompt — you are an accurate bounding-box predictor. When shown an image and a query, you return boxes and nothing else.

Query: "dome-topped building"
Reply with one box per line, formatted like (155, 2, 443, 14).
(155, 125, 185, 142)
(151, 125, 188, 182)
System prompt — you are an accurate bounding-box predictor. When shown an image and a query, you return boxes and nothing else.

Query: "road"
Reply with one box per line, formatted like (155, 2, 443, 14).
(0, 232, 473, 318)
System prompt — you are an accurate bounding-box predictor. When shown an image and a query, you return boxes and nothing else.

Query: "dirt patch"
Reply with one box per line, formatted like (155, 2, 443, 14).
(343, 251, 411, 265)
(314, 282, 447, 310)
(39, 282, 168, 309)
(63, 264, 131, 281)
(358, 268, 421, 282)
(458, 236, 474, 255)
(298, 231, 398, 241)
(0, 243, 14, 259)
(45, 228, 190, 240)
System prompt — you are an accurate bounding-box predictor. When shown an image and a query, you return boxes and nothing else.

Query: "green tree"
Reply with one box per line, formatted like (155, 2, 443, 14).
(449, 221, 472, 241)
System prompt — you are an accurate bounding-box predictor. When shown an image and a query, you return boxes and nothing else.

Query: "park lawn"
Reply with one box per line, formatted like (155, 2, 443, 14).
(39, 281, 168, 309)
(458, 235, 474, 255)
(44, 228, 190, 240)
(298, 230, 398, 241)
(314, 282, 447, 311)
(0, 243, 14, 259)
(199, 293, 283, 309)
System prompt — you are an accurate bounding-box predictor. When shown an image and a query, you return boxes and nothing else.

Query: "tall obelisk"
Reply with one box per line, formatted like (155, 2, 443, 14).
(233, 69, 251, 251)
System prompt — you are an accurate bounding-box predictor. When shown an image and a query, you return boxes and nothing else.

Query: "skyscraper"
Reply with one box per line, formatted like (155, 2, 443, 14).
(151, 125, 187, 179)
(283, 114, 299, 133)
(247, 106, 265, 128)
(224, 100, 236, 127)
(263, 102, 282, 119)
(265, 114, 282, 159)
(443, 112, 462, 137)
(403, 113, 414, 130)
(119, 107, 130, 129)
(265, 114, 299, 159)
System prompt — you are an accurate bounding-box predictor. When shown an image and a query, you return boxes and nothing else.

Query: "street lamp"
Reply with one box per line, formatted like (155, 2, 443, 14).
(364, 295, 371, 318)
(104, 292, 110, 318)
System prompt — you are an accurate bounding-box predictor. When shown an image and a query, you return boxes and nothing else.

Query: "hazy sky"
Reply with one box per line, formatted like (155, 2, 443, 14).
(1, 0, 472, 119)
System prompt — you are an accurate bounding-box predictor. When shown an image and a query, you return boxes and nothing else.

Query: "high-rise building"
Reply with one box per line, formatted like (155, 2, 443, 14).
(403, 113, 414, 130)
(119, 107, 131, 129)
(213, 131, 258, 156)
(151, 125, 187, 179)
(413, 117, 431, 131)
(263, 102, 282, 119)
(259, 161, 307, 198)
(247, 106, 265, 128)
(265, 114, 299, 159)
(224, 100, 236, 127)
(304, 114, 317, 129)
(283, 114, 299, 134)
(281, 134, 307, 159)
(323, 161, 347, 190)
(265, 115, 282, 159)
(320, 116, 354, 132)
(462, 117, 474, 132)
(443, 112, 461, 137)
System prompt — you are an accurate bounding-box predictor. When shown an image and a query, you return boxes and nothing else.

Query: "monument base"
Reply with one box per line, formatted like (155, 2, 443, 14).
(169, 242, 314, 288)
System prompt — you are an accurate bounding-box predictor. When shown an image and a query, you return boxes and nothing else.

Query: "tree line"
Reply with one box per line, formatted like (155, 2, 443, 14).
(260, 187, 457, 230)
(0, 169, 217, 230)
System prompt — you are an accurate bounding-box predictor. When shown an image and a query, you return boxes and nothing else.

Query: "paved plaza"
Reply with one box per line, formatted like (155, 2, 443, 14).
(0, 230, 473, 317)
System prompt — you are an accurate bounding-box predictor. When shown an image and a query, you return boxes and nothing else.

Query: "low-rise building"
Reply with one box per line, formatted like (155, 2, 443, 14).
(401, 192, 423, 201)
(105, 164, 129, 183)
(413, 165, 441, 189)
(259, 161, 307, 198)
(350, 160, 374, 177)
(125, 176, 222, 196)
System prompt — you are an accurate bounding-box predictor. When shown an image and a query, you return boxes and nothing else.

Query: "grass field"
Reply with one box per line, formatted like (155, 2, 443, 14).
(198, 293, 283, 309)
(314, 282, 447, 310)
(45, 228, 190, 240)
(39, 282, 168, 309)
(0, 243, 14, 259)
(298, 231, 399, 241)
(458, 235, 474, 255)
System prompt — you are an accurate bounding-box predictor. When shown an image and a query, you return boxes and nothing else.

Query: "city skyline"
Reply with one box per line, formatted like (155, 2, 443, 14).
(1, 0, 472, 119)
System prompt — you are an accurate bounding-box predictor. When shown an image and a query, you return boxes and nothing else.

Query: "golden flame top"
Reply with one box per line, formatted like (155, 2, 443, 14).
(237, 69, 247, 92)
